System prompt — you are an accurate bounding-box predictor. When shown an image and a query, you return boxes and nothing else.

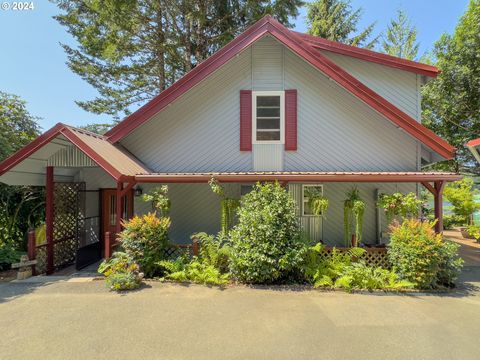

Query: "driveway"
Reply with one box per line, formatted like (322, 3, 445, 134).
(1, 270, 480, 360)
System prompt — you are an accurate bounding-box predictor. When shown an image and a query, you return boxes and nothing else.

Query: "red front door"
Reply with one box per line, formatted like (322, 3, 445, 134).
(101, 189, 133, 255)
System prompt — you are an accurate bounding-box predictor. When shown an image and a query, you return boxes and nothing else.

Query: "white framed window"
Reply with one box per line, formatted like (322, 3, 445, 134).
(302, 184, 324, 217)
(252, 91, 285, 144)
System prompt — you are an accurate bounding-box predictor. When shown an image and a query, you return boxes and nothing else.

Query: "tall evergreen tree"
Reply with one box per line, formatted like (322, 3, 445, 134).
(381, 10, 419, 60)
(422, 0, 480, 173)
(306, 0, 377, 48)
(0, 92, 44, 249)
(52, 0, 303, 119)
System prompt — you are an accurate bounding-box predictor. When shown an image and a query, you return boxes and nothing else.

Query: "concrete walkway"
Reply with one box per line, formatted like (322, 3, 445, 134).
(1, 270, 480, 360)
(1, 230, 479, 360)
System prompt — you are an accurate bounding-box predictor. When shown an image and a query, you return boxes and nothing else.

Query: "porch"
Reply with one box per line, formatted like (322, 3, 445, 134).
(0, 125, 462, 275)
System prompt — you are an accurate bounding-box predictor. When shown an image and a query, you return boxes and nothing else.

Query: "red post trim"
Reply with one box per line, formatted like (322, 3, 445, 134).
(116, 181, 123, 234)
(27, 230, 36, 276)
(105, 232, 112, 259)
(434, 180, 446, 234)
(192, 237, 199, 257)
(421, 181, 437, 195)
(46, 166, 54, 275)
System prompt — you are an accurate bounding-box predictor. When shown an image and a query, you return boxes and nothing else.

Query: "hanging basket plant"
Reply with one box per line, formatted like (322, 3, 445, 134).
(141, 185, 171, 217)
(343, 187, 365, 247)
(209, 177, 240, 235)
(378, 192, 422, 223)
(305, 186, 329, 216)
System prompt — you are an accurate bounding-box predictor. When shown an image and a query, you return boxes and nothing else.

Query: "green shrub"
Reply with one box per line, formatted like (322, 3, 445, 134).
(98, 252, 144, 291)
(444, 178, 478, 225)
(119, 213, 170, 277)
(467, 225, 480, 241)
(378, 192, 423, 223)
(229, 182, 307, 284)
(0, 245, 23, 271)
(303, 245, 412, 292)
(388, 219, 463, 289)
(157, 232, 231, 286)
(332, 262, 414, 292)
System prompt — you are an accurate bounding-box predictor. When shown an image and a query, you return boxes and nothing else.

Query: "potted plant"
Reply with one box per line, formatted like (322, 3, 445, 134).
(343, 187, 365, 247)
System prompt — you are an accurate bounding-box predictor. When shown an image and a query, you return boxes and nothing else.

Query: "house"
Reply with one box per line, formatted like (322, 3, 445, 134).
(0, 16, 460, 274)
(467, 139, 480, 163)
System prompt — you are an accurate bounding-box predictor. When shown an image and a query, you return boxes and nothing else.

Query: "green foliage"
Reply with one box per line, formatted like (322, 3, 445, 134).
(331, 262, 414, 292)
(141, 185, 171, 216)
(118, 213, 170, 278)
(304, 186, 329, 216)
(343, 187, 365, 246)
(306, 0, 377, 48)
(467, 225, 480, 242)
(422, 0, 480, 173)
(388, 219, 463, 289)
(0, 245, 24, 271)
(378, 192, 423, 223)
(303, 245, 412, 292)
(52, 0, 303, 118)
(441, 214, 468, 230)
(209, 178, 240, 235)
(0, 92, 43, 250)
(229, 182, 307, 284)
(157, 232, 230, 286)
(98, 252, 143, 291)
(444, 178, 478, 224)
(381, 10, 419, 60)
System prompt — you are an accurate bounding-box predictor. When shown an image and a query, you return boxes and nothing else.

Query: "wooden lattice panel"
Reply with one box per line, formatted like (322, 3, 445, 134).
(52, 182, 85, 270)
(321, 247, 390, 269)
(164, 245, 192, 260)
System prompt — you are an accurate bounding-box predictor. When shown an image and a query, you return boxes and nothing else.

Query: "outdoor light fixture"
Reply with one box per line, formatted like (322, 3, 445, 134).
(134, 187, 143, 197)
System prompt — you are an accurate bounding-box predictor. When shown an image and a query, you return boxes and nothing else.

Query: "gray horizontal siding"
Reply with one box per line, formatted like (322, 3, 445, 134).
(253, 144, 283, 171)
(321, 51, 419, 120)
(283, 49, 418, 171)
(121, 36, 419, 173)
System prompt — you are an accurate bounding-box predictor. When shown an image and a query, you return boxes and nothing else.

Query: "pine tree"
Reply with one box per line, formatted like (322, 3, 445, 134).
(382, 10, 419, 60)
(306, 0, 377, 48)
(422, 0, 480, 173)
(52, 0, 303, 119)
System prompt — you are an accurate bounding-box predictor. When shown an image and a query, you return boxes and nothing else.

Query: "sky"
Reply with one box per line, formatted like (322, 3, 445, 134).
(0, 0, 470, 131)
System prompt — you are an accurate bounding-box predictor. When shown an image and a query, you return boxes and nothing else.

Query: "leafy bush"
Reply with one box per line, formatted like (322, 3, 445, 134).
(98, 252, 144, 291)
(467, 225, 480, 242)
(0, 245, 23, 271)
(303, 244, 412, 292)
(119, 213, 170, 277)
(157, 233, 230, 286)
(388, 219, 463, 289)
(332, 262, 414, 292)
(441, 214, 468, 230)
(229, 182, 307, 284)
(444, 178, 478, 225)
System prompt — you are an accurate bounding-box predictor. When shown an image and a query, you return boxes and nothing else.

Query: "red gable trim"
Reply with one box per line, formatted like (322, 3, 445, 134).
(0, 123, 124, 181)
(106, 16, 454, 160)
(466, 138, 480, 148)
(294, 31, 439, 78)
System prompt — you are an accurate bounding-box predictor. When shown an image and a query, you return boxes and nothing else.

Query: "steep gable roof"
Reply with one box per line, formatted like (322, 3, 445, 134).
(105, 16, 454, 160)
(294, 31, 439, 78)
(0, 123, 150, 181)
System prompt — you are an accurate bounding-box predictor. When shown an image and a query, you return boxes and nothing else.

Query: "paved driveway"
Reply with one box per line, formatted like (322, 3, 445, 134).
(1, 269, 480, 360)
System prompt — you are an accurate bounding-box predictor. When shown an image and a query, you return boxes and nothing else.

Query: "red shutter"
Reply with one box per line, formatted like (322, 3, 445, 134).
(285, 89, 297, 151)
(240, 90, 252, 151)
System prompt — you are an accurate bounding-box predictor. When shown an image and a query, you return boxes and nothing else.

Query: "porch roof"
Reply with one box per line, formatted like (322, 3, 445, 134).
(135, 171, 462, 183)
(0, 123, 150, 185)
(466, 138, 480, 164)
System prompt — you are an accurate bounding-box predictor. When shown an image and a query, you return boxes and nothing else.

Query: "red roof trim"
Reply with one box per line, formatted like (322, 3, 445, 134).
(105, 16, 272, 142)
(294, 31, 439, 78)
(105, 15, 454, 160)
(0, 123, 124, 181)
(135, 171, 462, 184)
(466, 138, 480, 148)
